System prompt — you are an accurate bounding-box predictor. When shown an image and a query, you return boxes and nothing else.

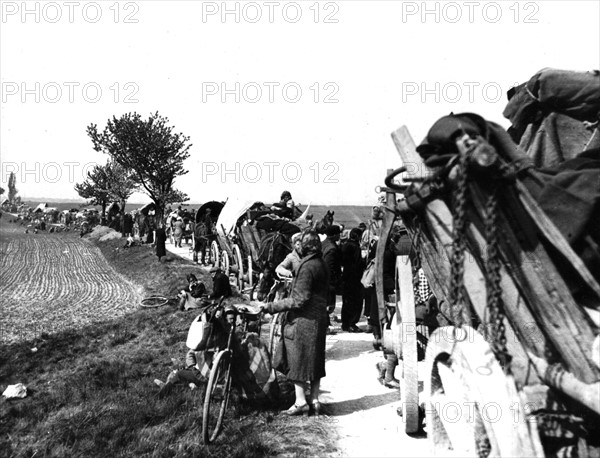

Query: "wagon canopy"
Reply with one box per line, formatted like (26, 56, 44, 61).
(215, 197, 259, 238)
(195, 201, 225, 223)
(138, 202, 155, 216)
(33, 203, 47, 213)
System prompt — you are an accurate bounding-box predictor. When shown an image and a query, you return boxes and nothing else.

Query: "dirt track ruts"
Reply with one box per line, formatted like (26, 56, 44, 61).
(0, 223, 142, 344)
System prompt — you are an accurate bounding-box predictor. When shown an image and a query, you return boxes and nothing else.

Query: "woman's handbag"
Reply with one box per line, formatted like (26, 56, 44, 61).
(361, 259, 376, 288)
(186, 311, 214, 351)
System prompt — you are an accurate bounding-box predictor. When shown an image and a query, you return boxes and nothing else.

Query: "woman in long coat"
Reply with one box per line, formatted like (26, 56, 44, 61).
(154, 223, 167, 262)
(261, 231, 329, 416)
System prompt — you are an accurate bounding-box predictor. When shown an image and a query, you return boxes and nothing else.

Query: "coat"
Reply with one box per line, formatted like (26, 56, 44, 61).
(341, 239, 364, 295)
(155, 227, 167, 258)
(321, 237, 341, 305)
(267, 252, 329, 382)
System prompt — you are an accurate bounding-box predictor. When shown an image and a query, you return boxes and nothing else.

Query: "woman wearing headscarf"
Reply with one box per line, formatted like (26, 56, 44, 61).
(258, 231, 329, 416)
(275, 232, 303, 278)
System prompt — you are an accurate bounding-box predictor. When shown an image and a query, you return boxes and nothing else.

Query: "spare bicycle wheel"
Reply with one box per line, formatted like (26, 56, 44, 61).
(140, 296, 168, 308)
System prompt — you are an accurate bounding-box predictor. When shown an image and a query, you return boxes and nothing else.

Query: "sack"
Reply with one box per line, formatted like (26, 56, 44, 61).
(186, 313, 213, 351)
(361, 259, 376, 288)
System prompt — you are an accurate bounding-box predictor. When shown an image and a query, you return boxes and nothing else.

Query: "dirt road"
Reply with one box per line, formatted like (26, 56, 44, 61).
(322, 322, 431, 457)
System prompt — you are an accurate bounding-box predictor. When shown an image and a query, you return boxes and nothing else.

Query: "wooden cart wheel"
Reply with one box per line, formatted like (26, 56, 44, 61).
(424, 325, 542, 457)
(396, 255, 420, 434)
(220, 250, 230, 276)
(232, 244, 245, 291)
(210, 240, 220, 268)
(247, 256, 253, 288)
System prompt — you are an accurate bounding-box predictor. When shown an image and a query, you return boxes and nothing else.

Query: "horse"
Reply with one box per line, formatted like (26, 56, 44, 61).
(250, 229, 295, 301)
(314, 210, 335, 234)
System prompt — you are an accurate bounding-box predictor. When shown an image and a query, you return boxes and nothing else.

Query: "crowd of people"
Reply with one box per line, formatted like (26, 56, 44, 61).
(151, 193, 429, 416)
(9, 192, 423, 415)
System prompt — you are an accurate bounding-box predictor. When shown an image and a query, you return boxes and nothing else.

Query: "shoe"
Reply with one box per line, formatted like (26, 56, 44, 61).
(341, 326, 350, 332)
(285, 403, 309, 416)
(154, 379, 166, 388)
(384, 379, 400, 389)
(311, 401, 322, 417)
(349, 325, 362, 333)
(327, 326, 337, 335)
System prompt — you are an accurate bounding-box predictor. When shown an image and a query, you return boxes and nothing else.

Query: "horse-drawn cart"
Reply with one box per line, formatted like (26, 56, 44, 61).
(211, 198, 312, 295)
(375, 69, 600, 456)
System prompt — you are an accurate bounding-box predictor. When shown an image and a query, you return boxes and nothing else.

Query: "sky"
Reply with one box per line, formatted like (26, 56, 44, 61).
(1, 0, 599, 205)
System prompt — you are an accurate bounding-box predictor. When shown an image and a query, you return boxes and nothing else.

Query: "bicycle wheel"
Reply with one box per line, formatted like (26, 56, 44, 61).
(139, 296, 168, 308)
(268, 313, 282, 364)
(202, 350, 232, 444)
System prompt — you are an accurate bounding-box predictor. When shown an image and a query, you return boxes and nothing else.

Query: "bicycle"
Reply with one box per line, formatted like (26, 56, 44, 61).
(202, 302, 263, 444)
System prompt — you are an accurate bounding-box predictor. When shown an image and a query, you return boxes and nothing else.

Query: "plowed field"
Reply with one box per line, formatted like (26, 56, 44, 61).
(0, 221, 142, 344)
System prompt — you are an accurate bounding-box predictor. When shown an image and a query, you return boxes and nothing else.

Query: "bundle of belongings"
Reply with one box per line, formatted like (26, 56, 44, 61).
(185, 307, 280, 401)
(415, 68, 600, 308)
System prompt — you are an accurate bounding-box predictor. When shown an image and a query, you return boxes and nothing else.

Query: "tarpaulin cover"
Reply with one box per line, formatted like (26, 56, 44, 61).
(503, 68, 600, 167)
(215, 197, 258, 239)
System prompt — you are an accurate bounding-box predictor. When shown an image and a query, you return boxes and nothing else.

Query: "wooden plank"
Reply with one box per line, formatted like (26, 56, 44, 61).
(391, 125, 433, 180)
(515, 180, 600, 303)
(375, 190, 397, 336)
(469, 185, 599, 383)
(240, 226, 259, 262)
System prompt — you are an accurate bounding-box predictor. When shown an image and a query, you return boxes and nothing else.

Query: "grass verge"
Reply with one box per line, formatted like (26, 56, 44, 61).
(0, 233, 340, 457)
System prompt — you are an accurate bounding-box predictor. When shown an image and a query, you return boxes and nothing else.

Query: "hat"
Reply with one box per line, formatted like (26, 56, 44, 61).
(291, 232, 302, 243)
(325, 225, 341, 237)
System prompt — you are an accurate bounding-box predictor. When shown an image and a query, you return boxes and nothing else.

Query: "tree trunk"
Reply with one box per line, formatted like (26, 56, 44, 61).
(154, 199, 164, 228)
(120, 199, 127, 237)
(101, 202, 107, 225)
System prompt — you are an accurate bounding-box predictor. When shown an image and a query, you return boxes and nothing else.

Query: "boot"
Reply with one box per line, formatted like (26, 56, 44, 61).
(375, 362, 386, 384)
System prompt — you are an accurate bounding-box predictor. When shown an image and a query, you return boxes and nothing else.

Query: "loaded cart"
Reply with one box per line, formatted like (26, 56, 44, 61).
(212, 197, 311, 294)
(375, 69, 600, 456)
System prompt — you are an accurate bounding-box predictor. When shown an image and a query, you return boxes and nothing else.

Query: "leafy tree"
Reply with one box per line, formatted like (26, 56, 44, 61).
(74, 164, 111, 222)
(87, 111, 191, 222)
(8, 172, 18, 203)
